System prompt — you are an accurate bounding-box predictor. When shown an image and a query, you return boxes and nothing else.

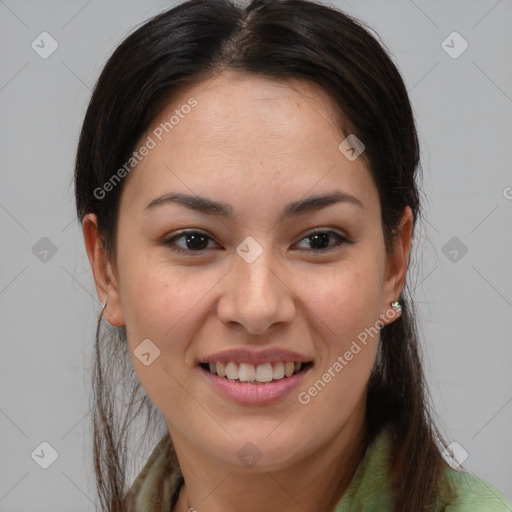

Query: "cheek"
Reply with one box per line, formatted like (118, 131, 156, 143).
(294, 260, 382, 402)
(118, 262, 207, 416)
(301, 260, 383, 342)
(118, 254, 201, 342)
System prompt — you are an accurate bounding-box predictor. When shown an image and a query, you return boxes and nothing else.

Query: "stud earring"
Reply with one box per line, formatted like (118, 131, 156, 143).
(390, 299, 402, 314)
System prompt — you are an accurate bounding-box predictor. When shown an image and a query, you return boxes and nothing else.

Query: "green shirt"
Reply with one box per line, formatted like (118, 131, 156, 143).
(126, 428, 511, 511)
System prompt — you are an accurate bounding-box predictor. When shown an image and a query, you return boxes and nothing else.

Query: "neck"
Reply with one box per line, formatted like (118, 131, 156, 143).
(170, 404, 367, 512)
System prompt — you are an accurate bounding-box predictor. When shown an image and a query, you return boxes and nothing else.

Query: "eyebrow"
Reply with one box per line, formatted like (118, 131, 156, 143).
(145, 190, 364, 219)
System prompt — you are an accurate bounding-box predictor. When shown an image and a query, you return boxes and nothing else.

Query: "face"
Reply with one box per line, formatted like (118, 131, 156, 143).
(86, 70, 410, 471)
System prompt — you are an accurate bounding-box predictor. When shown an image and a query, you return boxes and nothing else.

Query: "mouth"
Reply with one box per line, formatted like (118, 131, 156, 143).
(199, 360, 313, 384)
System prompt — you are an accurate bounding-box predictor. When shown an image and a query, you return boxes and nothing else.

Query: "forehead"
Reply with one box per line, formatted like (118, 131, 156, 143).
(119, 71, 378, 218)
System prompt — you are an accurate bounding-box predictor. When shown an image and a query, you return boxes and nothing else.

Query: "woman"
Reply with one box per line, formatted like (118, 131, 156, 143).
(74, 0, 511, 510)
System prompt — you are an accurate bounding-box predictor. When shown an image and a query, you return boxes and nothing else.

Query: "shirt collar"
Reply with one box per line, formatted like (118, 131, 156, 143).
(126, 426, 395, 511)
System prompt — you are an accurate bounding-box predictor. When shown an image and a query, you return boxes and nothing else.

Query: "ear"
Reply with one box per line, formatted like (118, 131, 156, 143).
(380, 206, 413, 325)
(82, 213, 125, 327)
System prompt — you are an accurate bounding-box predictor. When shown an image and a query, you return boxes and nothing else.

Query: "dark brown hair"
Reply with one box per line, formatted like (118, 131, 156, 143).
(74, 0, 455, 510)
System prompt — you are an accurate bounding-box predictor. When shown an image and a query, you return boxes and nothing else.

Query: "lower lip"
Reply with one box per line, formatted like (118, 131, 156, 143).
(199, 365, 312, 405)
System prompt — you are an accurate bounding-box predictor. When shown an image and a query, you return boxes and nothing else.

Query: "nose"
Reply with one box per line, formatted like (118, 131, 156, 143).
(216, 245, 296, 335)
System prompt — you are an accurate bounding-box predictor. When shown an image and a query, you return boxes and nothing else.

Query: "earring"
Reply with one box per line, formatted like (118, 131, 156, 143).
(100, 301, 115, 327)
(390, 299, 402, 314)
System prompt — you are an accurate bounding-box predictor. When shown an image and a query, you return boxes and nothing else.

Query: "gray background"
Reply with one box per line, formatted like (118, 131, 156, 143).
(1, 0, 511, 509)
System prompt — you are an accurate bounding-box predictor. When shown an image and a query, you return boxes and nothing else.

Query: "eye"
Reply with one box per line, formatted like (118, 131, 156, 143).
(294, 229, 351, 253)
(162, 228, 352, 256)
(162, 230, 218, 255)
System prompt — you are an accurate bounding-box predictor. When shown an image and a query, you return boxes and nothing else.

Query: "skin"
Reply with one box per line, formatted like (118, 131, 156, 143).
(83, 70, 412, 512)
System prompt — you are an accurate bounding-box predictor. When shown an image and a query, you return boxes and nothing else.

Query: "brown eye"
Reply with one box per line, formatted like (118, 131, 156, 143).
(163, 230, 217, 254)
(295, 229, 351, 253)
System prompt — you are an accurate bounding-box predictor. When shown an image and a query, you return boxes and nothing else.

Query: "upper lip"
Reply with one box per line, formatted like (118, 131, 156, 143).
(199, 348, 312, 365)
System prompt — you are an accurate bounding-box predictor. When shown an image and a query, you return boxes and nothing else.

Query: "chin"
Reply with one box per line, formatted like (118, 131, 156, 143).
(197, 429, 316, 472)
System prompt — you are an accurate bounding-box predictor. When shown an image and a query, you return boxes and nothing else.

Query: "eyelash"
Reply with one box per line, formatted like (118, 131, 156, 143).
(162, 228, 352, 256)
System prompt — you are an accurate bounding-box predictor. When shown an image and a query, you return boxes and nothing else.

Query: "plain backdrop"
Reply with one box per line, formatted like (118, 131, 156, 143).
(1, 0, 511, 509)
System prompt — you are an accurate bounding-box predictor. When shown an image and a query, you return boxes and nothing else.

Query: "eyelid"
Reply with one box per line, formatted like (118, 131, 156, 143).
(162, 227, 352, 255)
(162, 229, 219, 255)
(294, 228, 351, 252)
(300, 227, 349, 240)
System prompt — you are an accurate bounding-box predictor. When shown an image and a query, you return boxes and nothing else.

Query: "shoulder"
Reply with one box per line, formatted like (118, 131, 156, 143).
(441, 466, 512, 511)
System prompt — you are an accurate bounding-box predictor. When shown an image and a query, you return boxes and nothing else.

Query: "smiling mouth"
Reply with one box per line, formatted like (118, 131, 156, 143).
(199, 361, 313, 384)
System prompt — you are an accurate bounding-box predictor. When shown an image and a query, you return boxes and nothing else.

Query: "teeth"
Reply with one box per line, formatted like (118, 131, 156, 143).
(225, 361, 238, 380)
(216, 361, 226, 378)
(238, 363, 256, 382)
(205, 361, 306, 382)
(255, 363, 273, 382)
(273, 362, 284, 379)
